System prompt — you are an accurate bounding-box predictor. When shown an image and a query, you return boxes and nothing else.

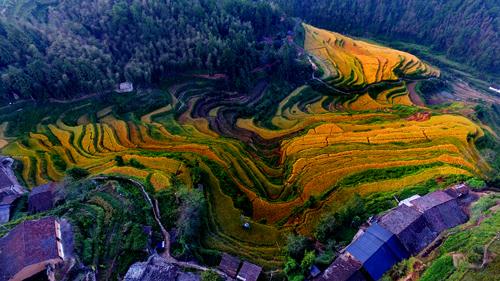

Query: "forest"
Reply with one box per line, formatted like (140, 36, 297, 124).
(2, 0, 497, 104)
(0, 0, 307, 103)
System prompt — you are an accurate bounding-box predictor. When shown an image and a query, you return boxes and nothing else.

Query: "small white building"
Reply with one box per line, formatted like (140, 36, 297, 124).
(488, 86, 500, 94)
(116, 82, 134, 93)
(398, 195, 421, 207)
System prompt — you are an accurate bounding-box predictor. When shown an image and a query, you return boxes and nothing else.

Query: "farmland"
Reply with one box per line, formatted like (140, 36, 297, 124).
(0, 24, 492, 270)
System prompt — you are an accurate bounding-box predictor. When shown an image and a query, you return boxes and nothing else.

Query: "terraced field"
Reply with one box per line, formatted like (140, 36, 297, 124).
(304, 24, 439, 90)
(0, 25, 490, 269)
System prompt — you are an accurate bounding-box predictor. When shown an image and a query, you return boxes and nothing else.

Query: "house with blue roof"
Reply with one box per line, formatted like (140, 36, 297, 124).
(314, 186, 473, 281)
(345, 223, 409, 280)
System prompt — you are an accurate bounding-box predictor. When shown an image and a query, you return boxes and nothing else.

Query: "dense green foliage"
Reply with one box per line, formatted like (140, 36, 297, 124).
(58, 179, 154, 279)
(65, 166, 90, 180)
(420, 255, 455, 281)
(283, 235, 316, 281)
(0, 0, 306, 103)
(201, 270, 223, 281)
(274, 0, 499, 78)
(314, 195, 366, 245)
(156, 183, 208, 261)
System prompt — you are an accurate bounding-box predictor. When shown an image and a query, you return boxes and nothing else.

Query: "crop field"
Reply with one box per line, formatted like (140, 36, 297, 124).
(304, 24, 440, 89)
(0, 25, 490, 268)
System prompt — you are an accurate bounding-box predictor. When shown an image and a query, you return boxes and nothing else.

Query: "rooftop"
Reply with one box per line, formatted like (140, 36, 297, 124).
(378, 205, 422, 235)
(237, 261, 262, 281)
(411, 191, 454, 212)
(314, 253, 364, 281)
(218, 253, 241, 278)
(398, 195, 421, 207)
(0, 217, 62, 281)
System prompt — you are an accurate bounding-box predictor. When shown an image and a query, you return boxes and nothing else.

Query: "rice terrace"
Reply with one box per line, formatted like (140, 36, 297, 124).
(0, 1, 498, 281)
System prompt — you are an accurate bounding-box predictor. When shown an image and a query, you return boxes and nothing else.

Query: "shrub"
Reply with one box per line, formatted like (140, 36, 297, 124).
(66, 167, 90, 180)
(201, 270, 222, 281)
(128, 158, 145, 169)
(314, 194, 366, 243)
(466, 178, 486, 190)
(286, 235, 312, 261)
(115, 155, 125, 166)
(300, 250, 316, 272)
(420, 255, 454, 281)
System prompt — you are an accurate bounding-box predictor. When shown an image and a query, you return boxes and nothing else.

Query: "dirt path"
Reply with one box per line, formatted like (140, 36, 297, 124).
(92, 175, 229, 278)
(407, 82, 425, 106)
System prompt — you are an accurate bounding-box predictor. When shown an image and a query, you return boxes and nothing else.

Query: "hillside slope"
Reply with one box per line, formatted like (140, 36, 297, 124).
(275, 0, 499, 79)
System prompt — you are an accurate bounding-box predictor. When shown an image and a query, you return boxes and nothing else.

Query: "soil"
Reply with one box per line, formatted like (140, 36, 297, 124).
(406, 111, 431, 122)
(408, 82, 425, 106)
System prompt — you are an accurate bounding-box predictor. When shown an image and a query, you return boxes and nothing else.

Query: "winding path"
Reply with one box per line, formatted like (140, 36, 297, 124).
(91, 175, 229, 277)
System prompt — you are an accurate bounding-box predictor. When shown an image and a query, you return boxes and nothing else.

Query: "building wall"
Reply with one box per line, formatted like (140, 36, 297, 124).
(423, 201, 468, 233)
(397, 216, 437, 254)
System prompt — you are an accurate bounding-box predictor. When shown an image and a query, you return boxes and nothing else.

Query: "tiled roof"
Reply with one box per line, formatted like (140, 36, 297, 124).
(315, 254, 364, 281)
(411, 191, 454, 212)
(237, 261, 262, 281)
(0, 194, 19, 205)
(378, 205, 422, 235)
(218, 253, 240, 278)
(0, 217, 60, 281)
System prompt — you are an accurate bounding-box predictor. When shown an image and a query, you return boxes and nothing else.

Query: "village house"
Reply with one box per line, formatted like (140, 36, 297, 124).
(218, 253, 241, 279)
(314, 253, 365, 281)
(28, 182, 60, 214)
(0, 156, 25, 224)
(116, 82, 134, 93)
(410, 190, 468, 233)
(345, 223, 409, 280)
(236, 261, 262, 281)
(315, 186, 474, 281)
(0, 217, 70, 281)
(378, 204, 436, 254)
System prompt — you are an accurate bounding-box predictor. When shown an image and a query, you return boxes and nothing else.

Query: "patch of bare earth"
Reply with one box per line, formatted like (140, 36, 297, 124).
(408, 82, 425, 106)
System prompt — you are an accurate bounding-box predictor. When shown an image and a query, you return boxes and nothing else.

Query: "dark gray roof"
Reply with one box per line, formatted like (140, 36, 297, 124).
(346, 223, 409, 263)
(0, 217, 61, 281)
(218, 253, 240, 278)
(237, 261, 262, 281)
(378, 205, 422, 235)
(314, 254, 365, 281)
(411, 191, 454, 212)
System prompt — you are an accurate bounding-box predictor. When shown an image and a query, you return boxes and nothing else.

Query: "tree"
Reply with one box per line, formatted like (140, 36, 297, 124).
(176, 187, 207, 257)
(286, 234, 311, 261)
(300, 250, 316, 273)
(201, 270, 222, 281)
(66, 167, 90, 180)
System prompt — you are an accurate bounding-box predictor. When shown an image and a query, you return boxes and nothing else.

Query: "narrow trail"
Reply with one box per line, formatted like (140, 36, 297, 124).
(91, 175, 229, 278)
(408, 82, 425, 106)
